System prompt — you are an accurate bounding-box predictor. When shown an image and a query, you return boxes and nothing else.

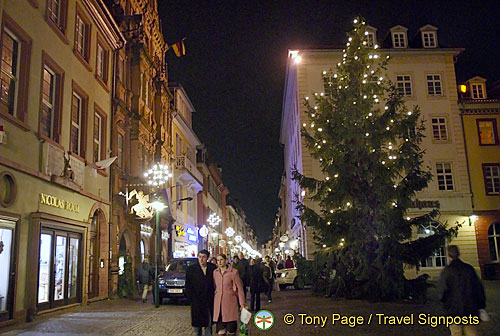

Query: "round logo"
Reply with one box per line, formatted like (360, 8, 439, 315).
(254, 310, 274, 330)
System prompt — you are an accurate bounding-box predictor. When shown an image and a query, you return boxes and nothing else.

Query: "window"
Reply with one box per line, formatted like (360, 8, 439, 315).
(436, 162, 454, 191)
(46, 0, 67, 32)
(70, 83, 88, 158)
(0, 16, 32, 123)
(74, 11, 90, 62)
(366, 32, 375, 47)
(483, 164, 500, 195)
(431, 117, 448, 141)
(418, 224, 447, 268)
(477, 119, 498, 145)
(117, 132, 124, 168)
(488, 222, 500, 261)
(422, 32, 437, 48)
(471, 83, 485, 99)
(93, 109, 106, 163)
(396, 75, 412, 96)
(39, 52, 63, 142)
(427, 74, 442, 95)
(1, 29, 20, 116)
(96, 41, 108, 84)
(392, 32, 406, 48)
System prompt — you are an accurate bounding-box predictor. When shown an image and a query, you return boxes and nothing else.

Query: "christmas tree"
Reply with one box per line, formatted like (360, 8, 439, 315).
(293, 17, 459, 301)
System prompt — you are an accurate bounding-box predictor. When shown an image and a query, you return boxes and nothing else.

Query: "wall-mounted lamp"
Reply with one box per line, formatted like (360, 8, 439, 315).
(469, 215, 478, 226)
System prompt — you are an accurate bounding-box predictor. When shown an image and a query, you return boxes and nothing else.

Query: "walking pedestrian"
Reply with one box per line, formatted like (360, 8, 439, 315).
(213, 254, 246, 336)
(186, 249, 216, 336)
(264, 255, 276, 303)
(231, 255, 247, 306)
(249, 258, 265, 312)
(136, 257, 153, 303)
(285, 255, 294, 269)
(237, 252, 249, 298)
(438, 245, 486, 336)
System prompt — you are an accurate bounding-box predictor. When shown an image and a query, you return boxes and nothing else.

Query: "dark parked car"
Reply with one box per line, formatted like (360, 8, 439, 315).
(158, 258, 197, 303)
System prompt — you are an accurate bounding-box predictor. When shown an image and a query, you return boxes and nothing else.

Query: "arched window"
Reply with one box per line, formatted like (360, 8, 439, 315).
(417, 223, 447, 268)
(140, 240, 145, 262)
(488, 222, 500, 262)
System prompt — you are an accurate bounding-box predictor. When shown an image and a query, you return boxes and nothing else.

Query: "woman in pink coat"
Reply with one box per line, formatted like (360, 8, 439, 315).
(213, 254, 246, 335)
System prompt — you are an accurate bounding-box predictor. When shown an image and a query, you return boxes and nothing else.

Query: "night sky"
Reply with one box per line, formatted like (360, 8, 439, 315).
(158, 0, 500, 244)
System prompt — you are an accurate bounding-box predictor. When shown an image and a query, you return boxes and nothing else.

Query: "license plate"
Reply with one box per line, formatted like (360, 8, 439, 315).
(168, 288, 183, 294)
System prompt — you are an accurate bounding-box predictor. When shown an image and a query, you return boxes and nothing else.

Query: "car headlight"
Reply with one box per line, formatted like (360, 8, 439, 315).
(281, 272, 287, 278)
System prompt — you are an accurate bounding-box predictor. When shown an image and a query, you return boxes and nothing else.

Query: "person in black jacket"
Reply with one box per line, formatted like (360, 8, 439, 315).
(185, 249, 216, 336)
(249, 258, 265, 312)
(136, 257, 153, 303)
(438, 245, 485, 336)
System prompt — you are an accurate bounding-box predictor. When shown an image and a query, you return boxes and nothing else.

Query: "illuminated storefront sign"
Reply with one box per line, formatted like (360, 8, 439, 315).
(39, 193, 80, 213)
(140, 224, 153, 235)
(409, 199, 440, 209)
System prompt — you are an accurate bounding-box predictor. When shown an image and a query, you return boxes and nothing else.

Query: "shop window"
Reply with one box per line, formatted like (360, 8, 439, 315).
(0, 223, 14, 315)
(488, 222, 500, 262)
(418, 224, 447, 267)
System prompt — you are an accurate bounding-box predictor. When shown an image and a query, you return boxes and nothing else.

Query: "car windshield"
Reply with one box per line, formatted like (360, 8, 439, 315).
(165, 259, 197, 273)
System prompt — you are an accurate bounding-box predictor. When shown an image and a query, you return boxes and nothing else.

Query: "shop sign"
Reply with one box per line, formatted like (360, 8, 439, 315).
(140, 224, 153, 235)
(39, 193, 80, 213)
(199, 225, 209, 238)
(175, 225, 186, 237)
(162, 231, 169, 240)
(410, 199, 440, 209)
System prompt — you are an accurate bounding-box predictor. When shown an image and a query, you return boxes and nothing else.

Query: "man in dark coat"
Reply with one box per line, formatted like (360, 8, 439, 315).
(249, 258, 265, 312)
(185, 249, 216, 336)
(231, 255, 247, 301)
(136, 257, 153, 303)
(438, 245, 485, 336)
(238, 252, 249, 298)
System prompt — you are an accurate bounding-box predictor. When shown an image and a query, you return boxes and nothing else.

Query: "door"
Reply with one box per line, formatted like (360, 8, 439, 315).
(37, 228, 82, 310)
(0, 218, 16, 322)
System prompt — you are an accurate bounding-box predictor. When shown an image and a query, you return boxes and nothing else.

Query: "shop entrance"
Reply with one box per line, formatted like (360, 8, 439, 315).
(0, 217, 16, 322)
(37, 228, 82, 310)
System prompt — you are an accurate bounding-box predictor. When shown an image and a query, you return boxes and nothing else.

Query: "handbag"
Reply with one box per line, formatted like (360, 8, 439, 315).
(479, 309, 490, 322)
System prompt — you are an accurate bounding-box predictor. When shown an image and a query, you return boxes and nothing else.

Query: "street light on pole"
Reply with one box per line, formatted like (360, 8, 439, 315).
(144, 163, 171, 308)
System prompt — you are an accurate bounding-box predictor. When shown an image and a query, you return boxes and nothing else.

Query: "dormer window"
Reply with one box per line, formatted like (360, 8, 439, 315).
(471, 83, 486, 99)
(367, 32, 376, 47)
(392, 32, 406, 48)
(422, 31, 437, 48)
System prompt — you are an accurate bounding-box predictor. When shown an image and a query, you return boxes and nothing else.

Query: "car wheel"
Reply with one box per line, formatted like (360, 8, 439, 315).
(293, 276, 305, 290)
(279, 284, 287, 291)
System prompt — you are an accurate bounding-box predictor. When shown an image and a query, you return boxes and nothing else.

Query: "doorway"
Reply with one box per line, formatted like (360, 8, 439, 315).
(37, 228, 82, 310)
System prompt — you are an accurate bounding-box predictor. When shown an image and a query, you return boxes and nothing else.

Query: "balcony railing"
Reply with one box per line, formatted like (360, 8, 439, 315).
(174, 155, 203, 184)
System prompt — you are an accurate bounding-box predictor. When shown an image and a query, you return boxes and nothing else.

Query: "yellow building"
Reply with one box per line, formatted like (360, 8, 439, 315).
(460, 76, 500, 279)
(0, 0, 124, 324)
(280, 24, 479, 279)
(169, 83, 203, 258)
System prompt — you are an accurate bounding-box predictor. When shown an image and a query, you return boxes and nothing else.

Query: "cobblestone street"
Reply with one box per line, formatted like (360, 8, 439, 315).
(2, 281, 499, 336)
